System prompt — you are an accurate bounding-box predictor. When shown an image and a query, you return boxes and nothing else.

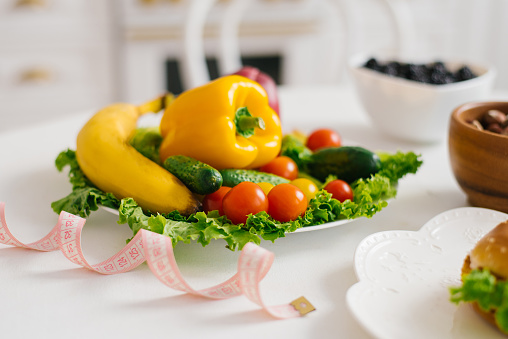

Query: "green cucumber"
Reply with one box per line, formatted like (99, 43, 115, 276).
(220, 169, 289, 187)
(305, 146, 381, 183)
(163, 155, 222, 195)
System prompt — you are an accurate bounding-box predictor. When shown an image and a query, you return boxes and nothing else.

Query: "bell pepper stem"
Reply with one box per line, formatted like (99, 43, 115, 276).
(237, 115, 266, 131)
(235, 107, 265, 138)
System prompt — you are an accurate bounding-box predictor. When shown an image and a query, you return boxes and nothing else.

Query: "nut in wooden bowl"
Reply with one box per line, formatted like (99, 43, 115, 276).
(449, 102, 508, 213)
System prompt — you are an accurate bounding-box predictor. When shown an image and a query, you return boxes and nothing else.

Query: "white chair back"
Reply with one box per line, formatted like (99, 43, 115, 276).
(179, 0, 415, 90)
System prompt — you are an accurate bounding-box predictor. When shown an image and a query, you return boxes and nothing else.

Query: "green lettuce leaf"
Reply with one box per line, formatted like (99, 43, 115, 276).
(51, 187, 119, 218)
(117, 198, 293, 250)
(377, 151, 423, 183)
(51, 149, 120, 217)
(54, 149, 93, 189)
(280, 134, 313, 169)
(449, 269, 508, 333)
(129, 127, 163, 164)
(299, 174, 391, 227)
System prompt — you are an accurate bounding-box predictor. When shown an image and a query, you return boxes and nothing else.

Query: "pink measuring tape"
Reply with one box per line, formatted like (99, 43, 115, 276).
(0, 202, 315, 318)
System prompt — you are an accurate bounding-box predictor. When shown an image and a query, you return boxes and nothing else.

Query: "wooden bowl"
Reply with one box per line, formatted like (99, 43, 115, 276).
(449, 102, 508, 213)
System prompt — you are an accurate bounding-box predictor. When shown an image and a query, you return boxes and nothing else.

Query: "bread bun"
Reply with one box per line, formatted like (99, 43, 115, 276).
(461, 255, 499, 331)
(470, 220, 508, 277)
(472, 303, 498, 330)
(461, 220, 508, 334)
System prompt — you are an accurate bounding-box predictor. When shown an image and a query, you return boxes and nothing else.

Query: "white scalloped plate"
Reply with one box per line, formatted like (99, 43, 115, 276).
(346, 207, 508, 339)
(101, 206, 352, 233)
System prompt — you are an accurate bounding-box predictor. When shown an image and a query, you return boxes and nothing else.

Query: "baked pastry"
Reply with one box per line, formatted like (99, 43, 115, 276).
(450, 220, 508, 334)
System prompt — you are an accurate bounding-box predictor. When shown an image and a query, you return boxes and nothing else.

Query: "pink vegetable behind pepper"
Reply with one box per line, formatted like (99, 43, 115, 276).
(233, 66, 280, 116)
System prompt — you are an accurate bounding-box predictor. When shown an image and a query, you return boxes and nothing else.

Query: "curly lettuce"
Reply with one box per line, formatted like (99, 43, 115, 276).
(116, 182, 387, 251)
(377, 151, 422, 183)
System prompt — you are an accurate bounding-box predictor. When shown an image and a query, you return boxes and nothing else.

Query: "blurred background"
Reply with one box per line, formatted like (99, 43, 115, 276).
(1, 0, 507, 132)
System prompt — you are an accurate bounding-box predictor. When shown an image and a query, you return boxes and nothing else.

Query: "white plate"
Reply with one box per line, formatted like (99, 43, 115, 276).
(101, 206, 353, 233)
(346, 207, 508, 339)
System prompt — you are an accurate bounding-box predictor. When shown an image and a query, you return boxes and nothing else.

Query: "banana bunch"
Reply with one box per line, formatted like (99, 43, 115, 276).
(75, 95, 201, 215)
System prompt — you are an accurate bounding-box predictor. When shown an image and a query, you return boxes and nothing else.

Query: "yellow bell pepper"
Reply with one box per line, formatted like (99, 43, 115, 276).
(159, 75, 282, 170)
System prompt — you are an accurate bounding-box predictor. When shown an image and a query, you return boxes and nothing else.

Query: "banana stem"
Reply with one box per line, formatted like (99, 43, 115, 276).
(138, 93, 175, 115)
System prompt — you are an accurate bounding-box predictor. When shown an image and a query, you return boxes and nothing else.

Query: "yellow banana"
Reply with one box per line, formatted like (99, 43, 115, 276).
(75, 95, 201, 215)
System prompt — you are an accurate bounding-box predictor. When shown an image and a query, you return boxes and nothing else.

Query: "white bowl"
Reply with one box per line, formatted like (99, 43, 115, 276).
(349, 54, 496, 143)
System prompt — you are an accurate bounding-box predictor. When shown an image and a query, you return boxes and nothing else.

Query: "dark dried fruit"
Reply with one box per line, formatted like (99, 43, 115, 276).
(456, 66, 475, 81)
(407, 64, 429, 83)
(363, 58, 478, 85)
(364, 58, 381, 72)
(384, 62, 400, 76)
(431, 61, 447, 74)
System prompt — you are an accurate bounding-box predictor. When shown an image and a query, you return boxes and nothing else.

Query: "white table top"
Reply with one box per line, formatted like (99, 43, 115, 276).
(1, 86, 507, 339)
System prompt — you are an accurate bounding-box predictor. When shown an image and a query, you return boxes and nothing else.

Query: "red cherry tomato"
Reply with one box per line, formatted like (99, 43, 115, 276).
(267, 183, 308, 222)
(306, 128, 342, 151)
(222, 182, 269, 224)
(202, 186, 231, 215)
(324, 180, 354, 202)
(259, 156, 298, 180)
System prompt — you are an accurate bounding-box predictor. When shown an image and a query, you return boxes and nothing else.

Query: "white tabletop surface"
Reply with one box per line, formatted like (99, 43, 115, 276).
(1, 86, 507, 339)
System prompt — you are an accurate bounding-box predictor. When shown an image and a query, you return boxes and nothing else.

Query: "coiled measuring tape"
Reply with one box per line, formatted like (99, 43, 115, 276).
(0, 202, 315, 318)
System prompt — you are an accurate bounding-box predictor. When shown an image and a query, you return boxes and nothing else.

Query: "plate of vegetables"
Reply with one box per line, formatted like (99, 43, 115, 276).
(51, 73, 422, 251)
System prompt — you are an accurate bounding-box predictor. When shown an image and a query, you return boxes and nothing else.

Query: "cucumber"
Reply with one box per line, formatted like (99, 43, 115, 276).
(220, 169, 290, 187)
(305, 146, 381, 183)
(163, 155, 222, 195)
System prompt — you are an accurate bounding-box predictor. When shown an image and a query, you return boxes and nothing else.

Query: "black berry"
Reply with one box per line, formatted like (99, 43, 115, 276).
(363, 58, 478, 85)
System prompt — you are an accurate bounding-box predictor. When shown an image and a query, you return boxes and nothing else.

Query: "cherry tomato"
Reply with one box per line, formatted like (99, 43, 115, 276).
(324, 179, 353, 202)
(222, 182, 269, 224)
(306, 128, 342, 151)
(257, 182, 275, 195)
(290, 178, 319, 202)
(202, 186, 231, 215)
(259, 156, 298, 181)
(267, 183, 308, 222)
